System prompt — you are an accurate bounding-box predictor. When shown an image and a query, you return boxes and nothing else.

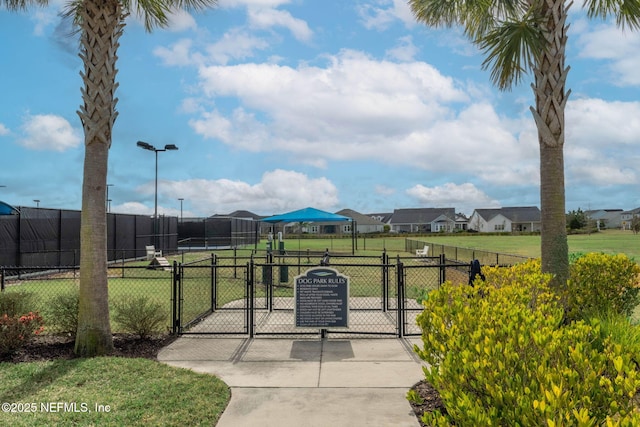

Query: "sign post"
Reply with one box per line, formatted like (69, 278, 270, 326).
(294, 267, 349, 330)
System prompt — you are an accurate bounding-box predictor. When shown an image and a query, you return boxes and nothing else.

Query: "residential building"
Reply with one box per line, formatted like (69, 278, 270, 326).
(585, 209, 623, 230)
(468, 207, 541, 233)
(621, 207, 640, 230)
(336, 209, 386, 234)
(388, 208, 456, 233)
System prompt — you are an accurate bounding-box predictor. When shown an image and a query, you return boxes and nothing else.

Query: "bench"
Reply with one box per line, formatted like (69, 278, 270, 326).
(146, 245, 162, 260)
(415, 245, 429, 257)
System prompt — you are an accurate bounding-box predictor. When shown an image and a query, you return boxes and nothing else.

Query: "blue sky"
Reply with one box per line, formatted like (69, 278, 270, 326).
(1, 0, 640, 218)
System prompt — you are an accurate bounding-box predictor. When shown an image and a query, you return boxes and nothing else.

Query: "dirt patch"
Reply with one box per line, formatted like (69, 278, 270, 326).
(408, 379, 447, 426)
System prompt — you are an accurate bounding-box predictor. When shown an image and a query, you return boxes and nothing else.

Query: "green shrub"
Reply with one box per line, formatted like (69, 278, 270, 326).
(0, 291, 38, 317)
(566, 253, 640, 321)
(413, 260, 640, 426)
(45, 290, 79, 335)
(112, 295, 168, 339)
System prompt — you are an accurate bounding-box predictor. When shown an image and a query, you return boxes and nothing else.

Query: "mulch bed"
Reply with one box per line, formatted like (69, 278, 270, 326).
(1, 334, 177, 363)
(408, 379, 447, 426)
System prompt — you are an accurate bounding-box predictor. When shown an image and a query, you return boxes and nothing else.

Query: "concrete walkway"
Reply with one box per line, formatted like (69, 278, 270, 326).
(157, 336, 425, 426)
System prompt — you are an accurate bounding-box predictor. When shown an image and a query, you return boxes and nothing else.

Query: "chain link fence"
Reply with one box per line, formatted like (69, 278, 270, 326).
(1, 249, 497, 339)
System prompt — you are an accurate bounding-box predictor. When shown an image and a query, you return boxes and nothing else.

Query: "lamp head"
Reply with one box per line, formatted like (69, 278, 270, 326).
(164, 144, 178, 150)
(136, 141, 155, 151)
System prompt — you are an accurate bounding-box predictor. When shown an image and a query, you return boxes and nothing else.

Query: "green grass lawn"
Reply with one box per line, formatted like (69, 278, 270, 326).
(0, 357, 229, 427)
(410, 229, 640, 260)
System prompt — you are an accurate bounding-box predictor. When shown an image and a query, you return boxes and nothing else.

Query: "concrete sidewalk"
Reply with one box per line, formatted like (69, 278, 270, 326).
(157, 337, 425, 426)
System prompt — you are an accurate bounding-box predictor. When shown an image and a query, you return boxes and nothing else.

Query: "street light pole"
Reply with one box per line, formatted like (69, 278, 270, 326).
(106, 184, 114, 213)
(33, 199, 40, 208)
(178, 198, 184, 223)
(136, 141, 178, 249)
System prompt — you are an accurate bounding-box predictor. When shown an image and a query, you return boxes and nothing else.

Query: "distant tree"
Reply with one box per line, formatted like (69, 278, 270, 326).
(632, 216, 640, 234)
(567, 208, 587, 230)
(409, 0, 640, 290)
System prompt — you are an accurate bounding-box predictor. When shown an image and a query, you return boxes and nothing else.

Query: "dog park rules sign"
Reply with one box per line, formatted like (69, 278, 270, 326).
(294, 268, 349, 328)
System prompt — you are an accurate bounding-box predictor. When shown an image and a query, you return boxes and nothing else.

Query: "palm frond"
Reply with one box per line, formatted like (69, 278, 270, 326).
(584, 0, 640, 31)
(478, 16, 546, 90)
(2, 0, 48, 11)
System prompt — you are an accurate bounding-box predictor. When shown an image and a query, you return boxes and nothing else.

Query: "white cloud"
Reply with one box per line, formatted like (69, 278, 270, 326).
(406, 183, 500, 215)
(565, 98, 640, 185)
(18, 114, 82, 151)
(247, 6, 312, 41)
(385, 36, 418, 62)
(205, 28, 270, 64)
(575, 22, 640, 86)
(154, 39, 198, 66)
(357, 0, 415, 30)
(148, 169, 339, 215)
(0, 123, 9, 136)
(166, 9, 197, 32)
(189, 50, 548, 186)
(375, 185, 396, 196)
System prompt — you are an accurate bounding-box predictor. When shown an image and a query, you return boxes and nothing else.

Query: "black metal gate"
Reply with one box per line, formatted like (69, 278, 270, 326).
(173, 253, 470, 337)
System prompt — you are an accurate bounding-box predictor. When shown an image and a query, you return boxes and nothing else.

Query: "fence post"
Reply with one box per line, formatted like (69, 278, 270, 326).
(381, 250, 387, 313)
(439, 253, 446, 285)
(171, 261, 179, 335)
(1, 267, 4, 291)
(211, 253, 217, 311)
(396, 259, 404, 338)
(248, 260, 255, 338)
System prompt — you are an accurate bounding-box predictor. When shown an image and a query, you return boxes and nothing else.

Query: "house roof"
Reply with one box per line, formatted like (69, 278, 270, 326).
(367, 212, 393, 223)
(261, 207, 351, 223)
(586, 209, 623, 221)
(336, 209, 385, 226)
(389, 208, 456, 224)
(208, 210, 262, 220)
(474, 206, 541, 222)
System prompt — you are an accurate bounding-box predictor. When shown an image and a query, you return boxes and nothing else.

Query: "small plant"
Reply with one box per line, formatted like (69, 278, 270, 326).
(409, 286, 432, 305)
(45, 290, 79, 335)
(112, 295, 168, 339)
(0, 311, 44, 356)
(406, 389, 424, 405)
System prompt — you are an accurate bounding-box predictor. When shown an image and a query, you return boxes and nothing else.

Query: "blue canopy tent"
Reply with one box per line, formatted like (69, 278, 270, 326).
(261, 207, 351, 224)
(261, 207, 354, 254)
(0, 201, 19, 215)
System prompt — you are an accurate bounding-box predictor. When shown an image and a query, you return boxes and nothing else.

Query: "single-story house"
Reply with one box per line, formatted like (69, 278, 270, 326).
(336, 209, 386, 234)
(585, 209, 623, 230)
(468, 206, 541, 233)
(621, 207, 640, 230)
(388, 208, 456, 233)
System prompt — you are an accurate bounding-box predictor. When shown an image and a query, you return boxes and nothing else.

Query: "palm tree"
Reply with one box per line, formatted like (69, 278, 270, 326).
(409, 0, 640, 290)
(55, 0, 217, 357)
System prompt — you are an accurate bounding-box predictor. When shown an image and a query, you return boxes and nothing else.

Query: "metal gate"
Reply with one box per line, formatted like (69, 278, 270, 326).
(173, 253, 471, 337)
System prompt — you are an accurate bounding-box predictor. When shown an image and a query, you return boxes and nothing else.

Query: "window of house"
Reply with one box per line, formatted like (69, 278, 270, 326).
(343, 224, 351, 232)
(310, 225, 319, 233)
(494, 224, 505, 231)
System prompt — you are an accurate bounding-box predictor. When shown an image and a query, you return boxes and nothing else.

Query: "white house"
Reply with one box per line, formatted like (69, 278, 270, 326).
(468, 207, 541, 233)
(621, 207, 640, 230)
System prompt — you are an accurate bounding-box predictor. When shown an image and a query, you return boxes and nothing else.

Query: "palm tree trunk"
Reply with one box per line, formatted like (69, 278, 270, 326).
(530, 0, 570, 289)
(75, 0, 123, 357)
